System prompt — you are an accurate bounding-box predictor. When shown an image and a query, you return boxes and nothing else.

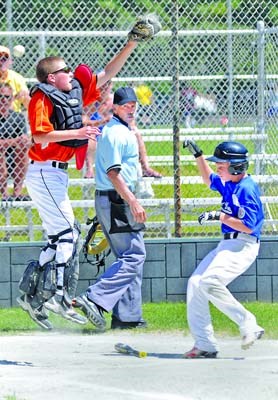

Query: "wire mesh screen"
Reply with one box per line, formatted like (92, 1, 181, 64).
(0, 0, 277, 241)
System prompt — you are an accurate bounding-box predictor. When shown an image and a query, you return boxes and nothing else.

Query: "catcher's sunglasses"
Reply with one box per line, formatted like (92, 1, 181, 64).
(0, 94, 13, 100)
(0, 55, 9, 62)
(50, 66, 72, 75)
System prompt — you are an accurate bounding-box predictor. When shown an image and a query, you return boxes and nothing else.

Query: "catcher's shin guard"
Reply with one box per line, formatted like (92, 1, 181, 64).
(30, 261, 57, 308)
(19, 260, 57, 309)
(64, 221, 81, 298)
(19, 260, 41, 296)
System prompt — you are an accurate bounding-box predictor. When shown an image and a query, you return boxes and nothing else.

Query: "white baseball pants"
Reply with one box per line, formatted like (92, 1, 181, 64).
(187, 238, 260, 352)
(25, 161, 78, 286)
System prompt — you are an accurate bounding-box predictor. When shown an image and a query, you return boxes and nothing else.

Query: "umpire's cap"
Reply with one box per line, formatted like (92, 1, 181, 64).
(113, 86, 137, 105)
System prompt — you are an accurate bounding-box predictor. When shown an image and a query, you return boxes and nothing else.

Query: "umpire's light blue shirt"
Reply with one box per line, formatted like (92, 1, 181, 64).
(95, 115, 139, 191)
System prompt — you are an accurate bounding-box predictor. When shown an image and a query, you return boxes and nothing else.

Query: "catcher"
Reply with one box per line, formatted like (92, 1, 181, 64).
(17, 14, 161, 330)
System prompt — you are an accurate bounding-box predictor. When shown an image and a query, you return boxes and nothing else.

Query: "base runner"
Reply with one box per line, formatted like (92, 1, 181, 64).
(182, 139, 264, 358)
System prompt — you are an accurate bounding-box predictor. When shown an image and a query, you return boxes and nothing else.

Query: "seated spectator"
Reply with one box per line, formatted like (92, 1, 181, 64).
(180, 84, 217, 128)
(0, 45, 30, 113)
(0, 82, 31, 201)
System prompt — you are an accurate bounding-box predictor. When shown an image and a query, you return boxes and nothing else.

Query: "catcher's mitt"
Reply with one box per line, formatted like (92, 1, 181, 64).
(128, 14, 161, 42)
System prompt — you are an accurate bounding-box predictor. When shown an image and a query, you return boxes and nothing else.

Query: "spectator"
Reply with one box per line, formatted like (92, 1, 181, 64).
(180, 84, 217, 128)
(180, 85, 198, 128)
(134, 83, 153, 126)
(0, 45, 30, 112)
(0, 82, 30, 201)
(74, 86, 148, 330)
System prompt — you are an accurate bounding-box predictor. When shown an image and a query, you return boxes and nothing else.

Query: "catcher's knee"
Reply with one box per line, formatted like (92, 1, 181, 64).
(47, 226, 78, 266)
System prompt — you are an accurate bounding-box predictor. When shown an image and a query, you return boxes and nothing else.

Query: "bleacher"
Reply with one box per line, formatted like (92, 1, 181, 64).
(1, 126, 277, 240)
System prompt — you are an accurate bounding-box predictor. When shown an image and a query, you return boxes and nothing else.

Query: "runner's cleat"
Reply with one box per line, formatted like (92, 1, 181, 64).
(241, 328, 264, 350)
(183, 347, 218, 359)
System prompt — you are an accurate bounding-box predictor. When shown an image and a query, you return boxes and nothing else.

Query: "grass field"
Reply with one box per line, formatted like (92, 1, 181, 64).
(1, 302, 277, 338)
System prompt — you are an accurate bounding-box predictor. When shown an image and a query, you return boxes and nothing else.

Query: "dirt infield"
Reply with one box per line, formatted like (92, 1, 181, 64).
(0, 332, 278, 400)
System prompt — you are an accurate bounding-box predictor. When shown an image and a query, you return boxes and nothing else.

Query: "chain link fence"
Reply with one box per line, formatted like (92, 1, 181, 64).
(0, 0, 277, 241)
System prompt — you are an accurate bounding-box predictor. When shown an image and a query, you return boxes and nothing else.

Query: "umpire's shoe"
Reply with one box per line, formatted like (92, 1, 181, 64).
(44, 294, 88, 325)
(111, 315, 148, 330)
(183, 347, 218, 359)
(74, 293, 106, 330)
(17, 295, 53, 330)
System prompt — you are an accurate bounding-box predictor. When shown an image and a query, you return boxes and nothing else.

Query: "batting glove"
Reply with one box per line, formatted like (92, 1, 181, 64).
(198, 210, 221, 225)
(183, 139, 203, 158)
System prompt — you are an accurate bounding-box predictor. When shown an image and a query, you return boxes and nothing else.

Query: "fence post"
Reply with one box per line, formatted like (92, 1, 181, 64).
(226, 0, 234, 133)
(256, 20, 266, 175)
(172, 0, 182, 238)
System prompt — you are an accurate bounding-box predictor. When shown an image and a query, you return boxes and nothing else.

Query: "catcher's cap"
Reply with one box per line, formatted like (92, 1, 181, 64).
(113, 86, 137, 105)
(0, 46, 10, 57)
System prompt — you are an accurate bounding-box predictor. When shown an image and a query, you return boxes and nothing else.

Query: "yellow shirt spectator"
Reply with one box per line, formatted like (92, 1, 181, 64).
(135, 84, 153, 106)
(3, 69, 29, 112)
(0, 45, 30, 112)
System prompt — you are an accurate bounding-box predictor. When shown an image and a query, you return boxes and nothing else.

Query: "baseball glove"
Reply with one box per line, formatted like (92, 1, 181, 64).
(128, 14, 161, 42)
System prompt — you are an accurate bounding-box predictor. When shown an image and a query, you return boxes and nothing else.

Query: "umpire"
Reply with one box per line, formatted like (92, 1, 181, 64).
(75, 86, 148, 330)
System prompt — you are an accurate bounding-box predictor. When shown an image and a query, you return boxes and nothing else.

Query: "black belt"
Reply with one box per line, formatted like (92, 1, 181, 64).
(95, 189, 126, 204)
(224, 232, 259, 243)
(224, 232, 239, 240)
(95, 189, 117, 196)
(30, 160, 68, 170)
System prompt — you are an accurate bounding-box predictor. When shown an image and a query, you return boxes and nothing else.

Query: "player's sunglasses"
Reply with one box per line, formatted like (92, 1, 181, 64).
(0, 94, 12, 100)
(50, 66, 72, 75)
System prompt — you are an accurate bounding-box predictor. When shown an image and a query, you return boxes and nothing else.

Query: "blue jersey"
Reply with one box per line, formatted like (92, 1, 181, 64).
(95, 115, 139, 191)
(210, 173, 264, 238)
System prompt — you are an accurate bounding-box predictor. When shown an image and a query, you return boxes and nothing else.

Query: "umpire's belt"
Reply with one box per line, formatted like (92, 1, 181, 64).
(30, 160, 68, 170)
(224, 232, 259, 243)
(95, 189, 121, 204)
(95, 189, 133, 203)
(95, 189, 117, 196)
